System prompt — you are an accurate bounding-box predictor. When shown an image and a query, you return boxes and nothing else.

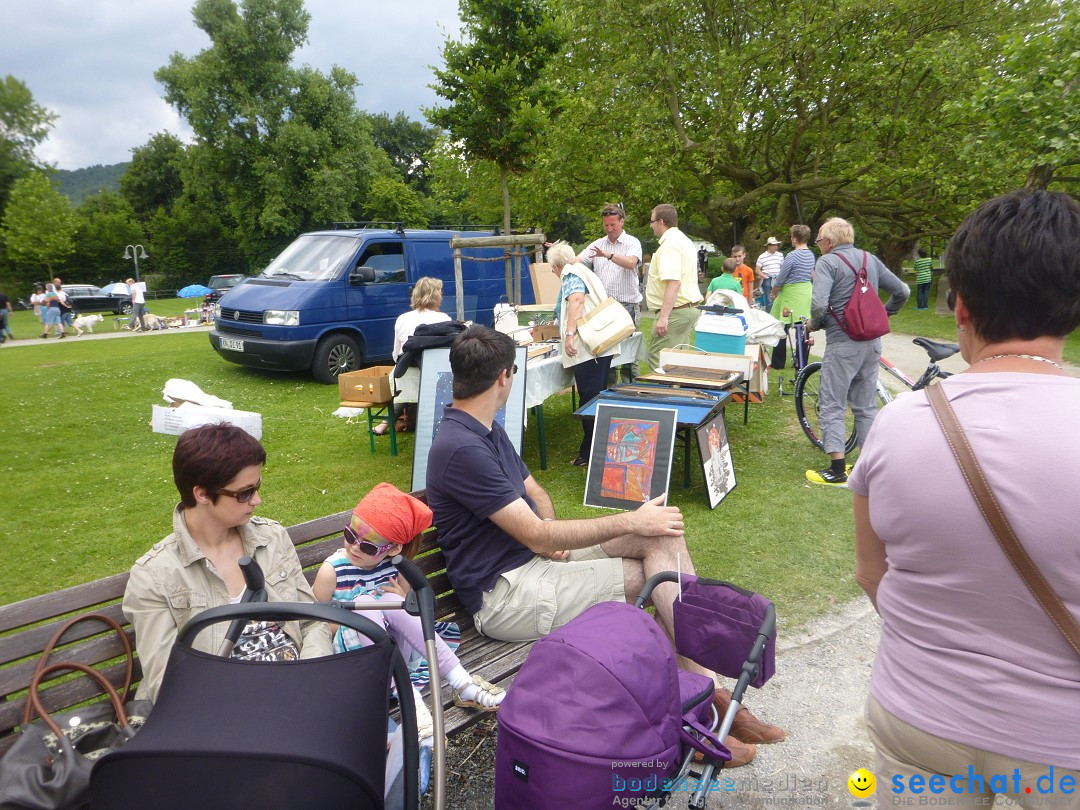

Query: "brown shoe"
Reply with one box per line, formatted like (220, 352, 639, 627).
(693, 735, 756, 768)
(713, 688, 786, 745)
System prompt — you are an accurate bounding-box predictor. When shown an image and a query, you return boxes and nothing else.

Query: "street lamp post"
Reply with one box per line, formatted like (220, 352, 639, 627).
(123, 244, 149, 284)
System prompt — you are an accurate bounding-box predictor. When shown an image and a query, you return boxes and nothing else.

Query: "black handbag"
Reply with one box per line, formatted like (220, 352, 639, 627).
(0, 614, 151, 810)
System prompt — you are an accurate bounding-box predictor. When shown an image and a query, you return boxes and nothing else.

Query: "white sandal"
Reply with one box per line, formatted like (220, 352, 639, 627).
(452, 674, 504, 712)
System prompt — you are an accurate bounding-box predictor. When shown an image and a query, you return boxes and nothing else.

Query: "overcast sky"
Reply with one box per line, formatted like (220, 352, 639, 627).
(1, 0, 463, 170)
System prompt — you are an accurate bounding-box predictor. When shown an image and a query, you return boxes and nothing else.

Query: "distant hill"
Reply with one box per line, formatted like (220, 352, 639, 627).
(55, 163, 129, 204)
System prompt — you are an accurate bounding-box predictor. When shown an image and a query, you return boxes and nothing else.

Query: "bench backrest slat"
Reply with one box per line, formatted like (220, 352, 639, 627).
(0, 603, 129, 669)
(0, 573, 129, 635)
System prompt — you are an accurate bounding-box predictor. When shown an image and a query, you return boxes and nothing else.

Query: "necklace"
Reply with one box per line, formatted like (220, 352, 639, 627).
(973, 353, 1063, 370)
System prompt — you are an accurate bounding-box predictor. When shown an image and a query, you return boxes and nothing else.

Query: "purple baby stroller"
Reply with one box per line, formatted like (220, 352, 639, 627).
(496, 572, 776, 809)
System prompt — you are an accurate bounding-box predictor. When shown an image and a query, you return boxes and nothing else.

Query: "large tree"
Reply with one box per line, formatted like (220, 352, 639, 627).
(156, 0, 386, 266)
(428, 0, 560, 235)
(0, 76, 55, 216)
(527, 0, 1043, 265)
(120, 133, 186, 224)
(1, 172, 76, 288)
(967, 6, 1080, 192)
(62, 192, 146, 284)
(366, 112, 440, 194)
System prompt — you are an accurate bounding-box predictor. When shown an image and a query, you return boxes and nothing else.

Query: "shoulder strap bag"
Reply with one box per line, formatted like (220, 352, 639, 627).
(563, 265, 635, 358)
(925, 383, 1080, 657)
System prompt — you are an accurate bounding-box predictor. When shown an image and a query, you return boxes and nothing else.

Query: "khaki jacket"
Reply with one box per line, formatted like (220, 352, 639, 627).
(122, 505, 332, 701)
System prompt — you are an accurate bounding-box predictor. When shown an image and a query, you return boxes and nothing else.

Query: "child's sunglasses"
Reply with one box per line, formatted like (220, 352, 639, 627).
(343, 524, 395, 556)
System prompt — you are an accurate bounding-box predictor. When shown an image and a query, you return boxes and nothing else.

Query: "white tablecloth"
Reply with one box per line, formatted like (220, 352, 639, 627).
(392, 332, 644, 410)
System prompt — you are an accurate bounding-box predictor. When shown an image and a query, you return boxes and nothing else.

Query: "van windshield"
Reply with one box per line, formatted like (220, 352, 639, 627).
(258, 234, 360, 281)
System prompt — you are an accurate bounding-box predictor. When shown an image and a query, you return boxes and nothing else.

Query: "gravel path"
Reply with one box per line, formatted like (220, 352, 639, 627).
(424, 598, 883, 809)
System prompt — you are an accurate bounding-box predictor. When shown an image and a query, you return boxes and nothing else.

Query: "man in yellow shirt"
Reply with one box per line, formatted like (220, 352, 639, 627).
(646, 204, 704, 370)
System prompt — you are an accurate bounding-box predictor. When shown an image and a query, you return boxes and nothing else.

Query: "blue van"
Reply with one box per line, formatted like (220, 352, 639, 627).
(209, 227, 536, 383)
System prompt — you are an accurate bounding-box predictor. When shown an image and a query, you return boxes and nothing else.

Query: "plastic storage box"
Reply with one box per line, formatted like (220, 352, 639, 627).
(695, 314, 748, 355)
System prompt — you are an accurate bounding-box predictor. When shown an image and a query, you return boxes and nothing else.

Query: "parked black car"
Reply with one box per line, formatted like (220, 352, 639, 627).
(63, 284, 133, 314)
(207, 274, 246, 302)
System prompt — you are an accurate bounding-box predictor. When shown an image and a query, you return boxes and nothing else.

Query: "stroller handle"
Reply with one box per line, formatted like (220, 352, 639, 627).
(220, 556, 268, 657)
(392, 554, 438, 644)
(178, 602, 390, 647)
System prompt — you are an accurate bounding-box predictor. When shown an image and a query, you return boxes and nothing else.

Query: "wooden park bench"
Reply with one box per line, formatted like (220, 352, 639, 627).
(0, 495, 534, 756)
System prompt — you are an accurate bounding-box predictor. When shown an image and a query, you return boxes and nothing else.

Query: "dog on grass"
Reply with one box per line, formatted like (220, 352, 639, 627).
(72, 313, 104, 335)
(130, 313, 168, 332)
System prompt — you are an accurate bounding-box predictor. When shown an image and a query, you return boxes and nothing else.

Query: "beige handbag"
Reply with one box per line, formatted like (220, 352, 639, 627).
(567, 266, 635, 357)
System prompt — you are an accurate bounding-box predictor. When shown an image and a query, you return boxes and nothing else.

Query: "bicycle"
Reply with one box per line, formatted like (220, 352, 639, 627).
(792, 328, 960, 452)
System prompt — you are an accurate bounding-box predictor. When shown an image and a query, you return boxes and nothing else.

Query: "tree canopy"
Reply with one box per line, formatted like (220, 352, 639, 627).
(1, 172, 76, 286)
(428, 0, 560, 234)
(156, 0, 387, 266)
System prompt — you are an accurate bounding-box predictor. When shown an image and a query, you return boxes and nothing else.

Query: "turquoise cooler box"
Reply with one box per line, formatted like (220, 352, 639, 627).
(695, 313, 748, 354)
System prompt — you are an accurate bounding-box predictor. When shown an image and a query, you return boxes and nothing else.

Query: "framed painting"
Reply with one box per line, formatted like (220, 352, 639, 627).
(411, 346, 528, 491)
(584, 403, 678, 510)
(696, 411, 736, 508)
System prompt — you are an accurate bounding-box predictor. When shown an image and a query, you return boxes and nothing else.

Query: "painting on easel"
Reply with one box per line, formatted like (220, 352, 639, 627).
(696, 411, 736, 508)
(584, 404, 677, 510)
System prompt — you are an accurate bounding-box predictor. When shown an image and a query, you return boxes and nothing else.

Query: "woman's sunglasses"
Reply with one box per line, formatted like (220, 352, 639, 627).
(946, 289, 956, 312)
(216, 479, 261, 503)
(343, 524, 395, 556)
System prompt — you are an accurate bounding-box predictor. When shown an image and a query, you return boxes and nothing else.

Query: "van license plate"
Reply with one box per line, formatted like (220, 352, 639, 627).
(220, 338, 244, 352)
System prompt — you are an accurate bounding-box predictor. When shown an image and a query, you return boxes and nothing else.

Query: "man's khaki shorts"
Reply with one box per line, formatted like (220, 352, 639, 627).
(473, 545, 626, 642)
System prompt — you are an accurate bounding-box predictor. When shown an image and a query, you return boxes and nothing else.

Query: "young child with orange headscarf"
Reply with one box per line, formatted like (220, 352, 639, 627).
(314, 483, 504, 742)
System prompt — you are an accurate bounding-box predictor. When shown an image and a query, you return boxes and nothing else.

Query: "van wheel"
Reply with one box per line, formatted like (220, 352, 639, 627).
(312, 334, 361, 384)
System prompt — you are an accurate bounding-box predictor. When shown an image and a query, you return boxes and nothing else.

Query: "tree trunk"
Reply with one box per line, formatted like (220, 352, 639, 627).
(1024, 163, 1055, 191)
(500, 167, 511, 236)
(878, 237, 915, 275)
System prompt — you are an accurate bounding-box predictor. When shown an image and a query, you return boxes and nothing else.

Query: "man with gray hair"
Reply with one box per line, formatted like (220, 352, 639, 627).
(806, 217, 909, 486)
(646, 204, 703, 370)
(577, 203, 643, 381)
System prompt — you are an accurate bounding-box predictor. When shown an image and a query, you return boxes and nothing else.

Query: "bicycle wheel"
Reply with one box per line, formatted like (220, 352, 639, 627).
(794, 362, 858, 453)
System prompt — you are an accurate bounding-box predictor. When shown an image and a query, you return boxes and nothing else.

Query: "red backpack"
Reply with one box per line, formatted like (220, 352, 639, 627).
(828, 250, 890, 341)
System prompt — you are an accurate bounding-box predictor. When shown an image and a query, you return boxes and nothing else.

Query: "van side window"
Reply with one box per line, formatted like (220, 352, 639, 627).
(357, 243, 406, 284)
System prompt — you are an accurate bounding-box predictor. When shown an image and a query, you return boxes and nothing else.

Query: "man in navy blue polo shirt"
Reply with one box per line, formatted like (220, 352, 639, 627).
(426, 326, 785, 766)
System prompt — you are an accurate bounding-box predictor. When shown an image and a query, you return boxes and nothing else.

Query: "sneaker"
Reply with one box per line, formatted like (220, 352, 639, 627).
(41, 333, 48, 339)
(571, 456, 589, 467)
(805, 467, 848, 486)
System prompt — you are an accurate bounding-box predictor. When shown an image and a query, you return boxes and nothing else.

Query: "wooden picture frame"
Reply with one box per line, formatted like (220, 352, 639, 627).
(696, 411, 735, 508)
(584, 403, 678, 510)
(411, 346, 528, 491)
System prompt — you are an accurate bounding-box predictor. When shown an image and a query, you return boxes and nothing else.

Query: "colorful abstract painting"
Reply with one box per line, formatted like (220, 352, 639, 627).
(585, 404, 677, 510)
(600, 418, 660, 502)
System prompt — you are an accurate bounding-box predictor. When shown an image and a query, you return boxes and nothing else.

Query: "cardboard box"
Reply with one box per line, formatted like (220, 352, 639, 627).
(152, 404, 262, 439)
(338, 366, 396, 404)
(528, 262, 562, 307)
(659, 343, 768, 395)
(531, 324, 560, 342)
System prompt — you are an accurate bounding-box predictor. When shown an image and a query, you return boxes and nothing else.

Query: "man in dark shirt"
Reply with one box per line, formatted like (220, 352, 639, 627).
(426, 325, 785, 766)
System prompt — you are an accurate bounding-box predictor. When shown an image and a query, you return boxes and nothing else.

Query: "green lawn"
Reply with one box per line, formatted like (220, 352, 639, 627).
(0, 320, 864, 629)
(3, 294, 1073, 628)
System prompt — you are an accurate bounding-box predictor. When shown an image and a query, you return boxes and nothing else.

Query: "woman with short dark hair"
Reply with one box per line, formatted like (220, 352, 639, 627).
(851, 190, 1080, 803)
(123, 424, 331, 701)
